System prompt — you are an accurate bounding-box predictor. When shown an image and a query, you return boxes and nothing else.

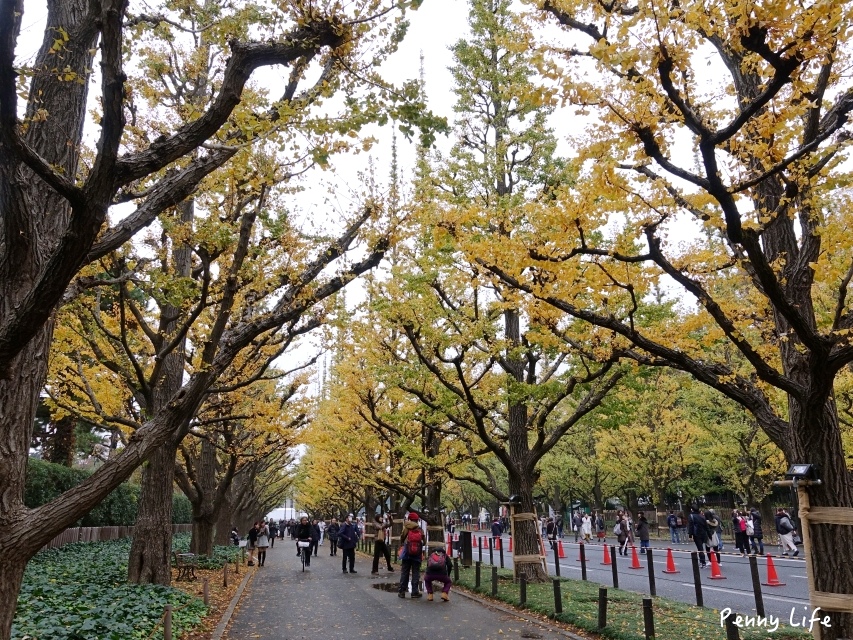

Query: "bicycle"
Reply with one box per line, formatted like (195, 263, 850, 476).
(297, 540, 311, 571)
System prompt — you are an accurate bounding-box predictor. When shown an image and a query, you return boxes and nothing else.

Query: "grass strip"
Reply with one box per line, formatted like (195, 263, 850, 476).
(453, 565, 810, 640)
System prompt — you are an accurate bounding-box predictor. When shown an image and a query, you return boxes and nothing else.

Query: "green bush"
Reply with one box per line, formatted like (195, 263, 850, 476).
(25, 458, 192, 526)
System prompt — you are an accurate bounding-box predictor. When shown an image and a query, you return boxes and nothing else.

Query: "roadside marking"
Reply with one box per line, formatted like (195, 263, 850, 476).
(681, 583, 809, 605)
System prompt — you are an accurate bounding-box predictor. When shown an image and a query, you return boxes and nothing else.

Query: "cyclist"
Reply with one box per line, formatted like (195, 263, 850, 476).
(295, 515, 314, 567)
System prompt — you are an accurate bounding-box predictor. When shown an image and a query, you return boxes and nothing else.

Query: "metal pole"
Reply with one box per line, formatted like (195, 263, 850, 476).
(475, 561, 481, 589)
(520, 576, 527, 605)
(553, 579, 563, 614)
(491, 566, 498, 597)
(642, 598, 655, 640)
(489, 537, 494, 565)
(499, 539, 505, 568)
(748, 554, 765, 617)
(645, 548, 656, 596)
(453, 556, 459, 582)
(223, 563, 228, 587)
(690, 551, 704, 607)
(580, 542, 587, 581)
(598, 587, 608, 630)
(725, 615, 741, 640)
(553, 539, 561, 577)
(610, 545, 619, 589)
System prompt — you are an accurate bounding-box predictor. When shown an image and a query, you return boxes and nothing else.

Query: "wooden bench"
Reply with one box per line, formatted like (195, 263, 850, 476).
(172, 551, 198, 581)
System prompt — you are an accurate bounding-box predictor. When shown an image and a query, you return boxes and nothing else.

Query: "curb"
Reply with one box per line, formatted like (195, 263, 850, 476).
(453, 586, 591, 640)
(210, 566, 255, 640)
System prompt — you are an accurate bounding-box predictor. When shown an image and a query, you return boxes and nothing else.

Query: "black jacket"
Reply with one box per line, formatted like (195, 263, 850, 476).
(687, 512, 708, 542)
(295, 522, 313, 541)
(327, 522, 340, 541)
(749, 510, 764, 537)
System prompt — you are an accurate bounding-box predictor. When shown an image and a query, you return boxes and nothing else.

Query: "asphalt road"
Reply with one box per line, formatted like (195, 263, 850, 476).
(462, 534, 811, 622)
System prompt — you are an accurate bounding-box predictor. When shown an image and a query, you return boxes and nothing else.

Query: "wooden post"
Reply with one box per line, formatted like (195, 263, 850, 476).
(598, 587, 608, 630)
(610, 545, 618, 589)
(580, 542, 587, 581)
(475, 561, 481, 589)
(163, 605, 172, 640)
(690, 551, 703, 607)
(223, 563, 228, 587)
(725, 614, 741, 640)
(491, 565, 498, 596)
(520, 576, 527, 605)
(203, 578, 209, 605)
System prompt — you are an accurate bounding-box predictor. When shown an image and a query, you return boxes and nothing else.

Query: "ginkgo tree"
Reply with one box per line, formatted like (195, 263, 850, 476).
(466, 0, 853, 631)
(0, 0, 425, 632)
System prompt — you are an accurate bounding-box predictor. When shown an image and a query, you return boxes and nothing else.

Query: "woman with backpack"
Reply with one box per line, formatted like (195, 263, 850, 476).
(398, 512, 425, 599)
(732, 510, 748, 556)
(423, 547, 453, 601)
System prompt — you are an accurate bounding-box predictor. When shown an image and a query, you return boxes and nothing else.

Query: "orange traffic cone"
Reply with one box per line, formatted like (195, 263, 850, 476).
(629, 545, 644, 569)
(558, 540, 567, 559)
(508, 536, 513, 552)
(762, 556, 786, 586)
(472, 535, 478, 548)
(709, 552, 726, 579)
(495, 537, 502, 551)
(662, 548, 680, 574)
(601, 544, 612, 565)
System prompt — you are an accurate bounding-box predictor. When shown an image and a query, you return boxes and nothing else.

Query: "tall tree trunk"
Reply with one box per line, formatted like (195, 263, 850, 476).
(45, 415, 76, 466)
(214, 487, 234, 547)
(0, 0, 97, 636)
(189, 438, 220, 556)
(128, 199, 193, 584)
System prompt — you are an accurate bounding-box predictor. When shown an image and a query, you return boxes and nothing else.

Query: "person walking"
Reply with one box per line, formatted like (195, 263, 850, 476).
(327, 517, 340, 557)
(704, 510, 722, 565)
(423, 546, 453, 602)
(636, 511, 650, 549)
(687, 506, 708, 568)
(596, 512, 606, 543)
(572, 511, 583, 543)
(615, 511, 630, 555)
(667, 510, 679, 543)
(256, 521, 270, 567)
(267, 520, 278, 548)
(371, 514, 395, 574)
(732, 510, 748, 556)
(308, 518, 320, 557)
(748, 507, 764, 555)
(491, 517, 502, 548)
(775, 508, 799, 556)
(399, 512, 425, 598)
(246, 521, 259, 566)
(581, 513, 593, 542)
(230, 527, 240, 546)
(546, 517, 557, 550)
(338, 514, 359, 573)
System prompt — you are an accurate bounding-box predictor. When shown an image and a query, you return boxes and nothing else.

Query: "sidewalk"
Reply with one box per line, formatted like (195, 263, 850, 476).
(224, 541, 574, 640)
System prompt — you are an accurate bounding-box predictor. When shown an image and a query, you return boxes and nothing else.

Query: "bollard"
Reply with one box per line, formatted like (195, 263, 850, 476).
(642, 597, 655, 640)
(553, 579, 563, 614)
(499, 540, 505, 568)
(598, 587, 608, 630)
(553, 540, 561, 577)
(690, 551, 704, 607)
(489, 537, 494, 565)
(491, 566, 498, 597)
(478, 537, 483, 563)
(580, 543, 587, 581)
(164, 604, 173, 640)
(203, 577, 209, 606)
(610, 545, 619, 589)
(223, 563, 228, 587)
(645, 548, 656, 597)
(520, 576, 527, 605)
(748, 555, 766, 617)
(235, 558, 239, 575)
(453, 557, 459, 582)
(475, 561, 481, 589)
(725, 614, 741, 640)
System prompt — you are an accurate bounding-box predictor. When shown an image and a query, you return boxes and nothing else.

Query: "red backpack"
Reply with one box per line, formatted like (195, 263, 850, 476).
(406, 527, 424, 559)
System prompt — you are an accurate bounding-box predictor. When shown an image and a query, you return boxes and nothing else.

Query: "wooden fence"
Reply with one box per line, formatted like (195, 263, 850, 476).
(40, 524, 193, 551)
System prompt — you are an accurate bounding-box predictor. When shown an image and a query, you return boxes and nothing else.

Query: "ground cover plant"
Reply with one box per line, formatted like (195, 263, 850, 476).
(454, 566, 810, 640)
(12, 538, 207, 639)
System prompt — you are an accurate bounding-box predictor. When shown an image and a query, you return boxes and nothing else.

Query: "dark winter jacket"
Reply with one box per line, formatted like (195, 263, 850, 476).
(687, 511, 708, 542)
(775, 513, 795, 535)
(327, 522, 340, 541)
(295, 522, 313, 541)
(491, 521, 502, 537)
(338, 521, 359, 549)
(636, 515, 650, 542)
(312, 523, 321, 542)
(749, 510, 764, 537)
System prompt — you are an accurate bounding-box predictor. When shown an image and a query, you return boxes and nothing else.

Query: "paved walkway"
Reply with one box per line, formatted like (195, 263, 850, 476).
(224, 541, 568, 640)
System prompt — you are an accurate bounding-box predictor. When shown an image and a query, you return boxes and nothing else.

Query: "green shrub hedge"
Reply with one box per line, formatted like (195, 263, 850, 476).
(25, 458, 192, 526)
